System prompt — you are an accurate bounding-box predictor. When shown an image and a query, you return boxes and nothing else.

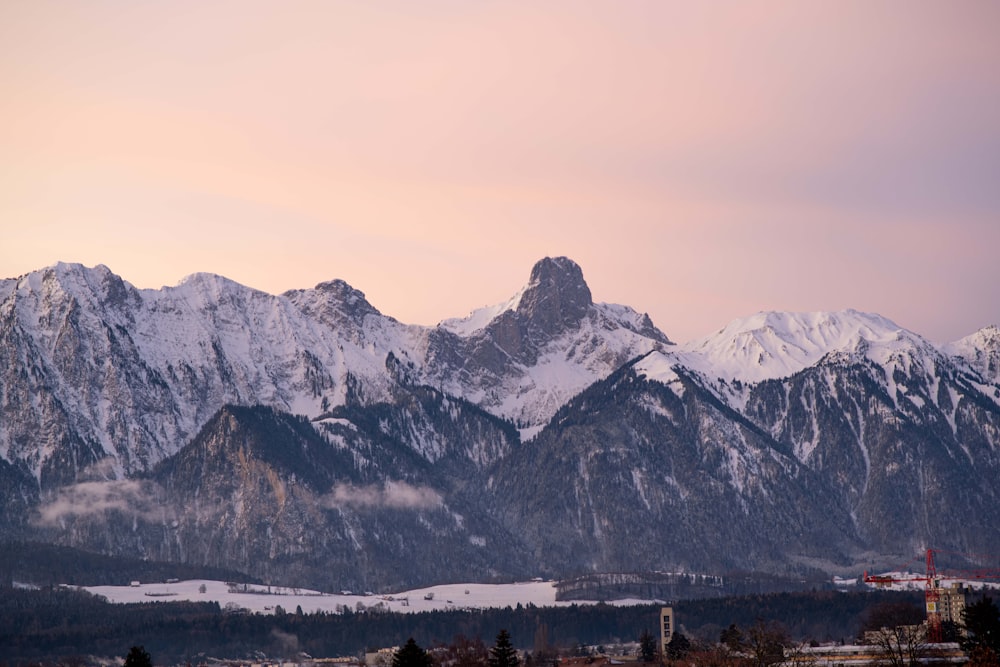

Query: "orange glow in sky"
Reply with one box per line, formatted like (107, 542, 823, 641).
(2, 1, 998, 342)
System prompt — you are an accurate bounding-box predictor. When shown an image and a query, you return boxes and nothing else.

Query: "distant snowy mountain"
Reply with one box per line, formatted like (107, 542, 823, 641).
(1, 257, 998, 590)
(943, 324, 1000, 385)
(0, 258, 666, 485)
(0, 263, 413, 483)
(676, 309, 911, 383)
(628, 309, 1000, 566)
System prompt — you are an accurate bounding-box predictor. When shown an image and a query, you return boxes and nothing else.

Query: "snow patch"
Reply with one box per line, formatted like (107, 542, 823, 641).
(439, 285, 528, 336)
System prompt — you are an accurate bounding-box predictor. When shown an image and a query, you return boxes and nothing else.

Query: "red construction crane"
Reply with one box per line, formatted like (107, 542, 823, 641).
(863, 548, 1000, 643)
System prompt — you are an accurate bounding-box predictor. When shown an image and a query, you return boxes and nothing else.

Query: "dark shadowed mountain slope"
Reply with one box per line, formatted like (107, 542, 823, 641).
(488, 361, 862, 578)
(31, 404, 534, 590)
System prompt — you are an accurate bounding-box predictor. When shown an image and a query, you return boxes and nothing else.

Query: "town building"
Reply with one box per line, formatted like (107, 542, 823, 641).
(659, 606, 674, 655)
(792, 643, 966, 666)
(937, 584, 967, 627)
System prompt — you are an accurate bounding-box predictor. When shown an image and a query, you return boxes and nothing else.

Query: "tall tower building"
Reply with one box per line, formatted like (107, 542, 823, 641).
(660, 606, 674, 655)
(938, 584, 966, 626)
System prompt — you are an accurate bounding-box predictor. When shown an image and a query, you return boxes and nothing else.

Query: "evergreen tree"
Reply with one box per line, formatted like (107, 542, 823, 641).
(124, 645, 152, 667)
(638, 629, 657, 662)
(964, 596, 1000, 656)
(665, 632, 691, 660)
(720, 624, 744, 651)
(490, 629, 520, 667)
(393, 638, 433, 667)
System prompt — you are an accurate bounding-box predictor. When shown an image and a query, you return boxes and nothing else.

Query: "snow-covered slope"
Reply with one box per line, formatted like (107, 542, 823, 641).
(0, 258, 670, 481)
(627, 308, 1000, 563)
(440, 285, 529, 337)
(0, 263, 422, 481)
(943, 325, 1000, 385)
(676, 309, 915, 383)
(434, 303, 670, 439)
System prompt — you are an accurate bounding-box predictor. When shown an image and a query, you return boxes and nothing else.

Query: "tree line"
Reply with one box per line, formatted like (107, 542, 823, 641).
(0, 541, 256, 588)
(0, 586, 947, 665)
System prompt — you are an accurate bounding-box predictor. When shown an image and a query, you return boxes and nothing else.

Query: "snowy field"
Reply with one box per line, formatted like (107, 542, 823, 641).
(79, 579, 658, 615)
(74, 574, 1000, 616)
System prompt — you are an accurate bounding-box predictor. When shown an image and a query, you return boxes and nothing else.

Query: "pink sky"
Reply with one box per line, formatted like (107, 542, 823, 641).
(2, 1, 998, 343)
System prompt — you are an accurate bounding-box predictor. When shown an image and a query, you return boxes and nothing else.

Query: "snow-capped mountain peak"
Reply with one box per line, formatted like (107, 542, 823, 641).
(427, 257, 670, 434)
(677, 309, 914, 383)
(440, 256, 592, 337)
(943, 324, 1000, 384)
(283, 278, 388, 332)
(19, 262, 135, 307)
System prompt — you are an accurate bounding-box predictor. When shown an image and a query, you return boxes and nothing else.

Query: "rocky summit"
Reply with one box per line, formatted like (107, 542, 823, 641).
(1, 258, 999, 590)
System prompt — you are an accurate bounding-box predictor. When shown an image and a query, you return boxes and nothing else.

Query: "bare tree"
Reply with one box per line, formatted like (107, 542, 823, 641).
(860, 602, 929, 667)
(745, 620, 790, 667)
(436, 635, 489, 667)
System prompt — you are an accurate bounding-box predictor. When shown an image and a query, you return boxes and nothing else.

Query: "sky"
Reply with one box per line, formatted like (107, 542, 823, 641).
(2, 1, 998, 344)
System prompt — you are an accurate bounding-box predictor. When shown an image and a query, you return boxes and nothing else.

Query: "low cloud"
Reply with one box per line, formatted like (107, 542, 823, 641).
(324, 481, 443, 510)
(78, 457, 119, 481)
(33, 478, 167, 526)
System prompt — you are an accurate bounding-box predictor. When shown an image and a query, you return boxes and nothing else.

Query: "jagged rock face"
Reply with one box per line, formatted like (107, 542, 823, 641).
(426, 257, 671, 430)
(3, 259, 1000, 589)
(479, 256, 663, 364)
(515, 256, 592, 338)
(461, 256, 595, 363)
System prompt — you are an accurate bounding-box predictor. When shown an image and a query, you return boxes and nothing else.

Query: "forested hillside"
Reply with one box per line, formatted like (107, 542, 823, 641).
(0, 586, 925, 664)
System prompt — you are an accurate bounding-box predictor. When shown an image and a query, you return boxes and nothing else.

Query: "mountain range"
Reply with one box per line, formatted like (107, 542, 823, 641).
(1, 257, 998, 591)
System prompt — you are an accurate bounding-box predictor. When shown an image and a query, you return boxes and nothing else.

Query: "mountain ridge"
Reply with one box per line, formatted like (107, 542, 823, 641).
(2, 257, 999, 589)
